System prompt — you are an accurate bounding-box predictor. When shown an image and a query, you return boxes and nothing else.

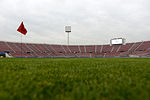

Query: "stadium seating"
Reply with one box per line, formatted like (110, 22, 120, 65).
(79, 45, 86, 53)
(102, 45, 112, 53)
(68, 45, 80, 53)
(85, 45, 96, 53)
(0, 41, 12, 52)
(0, 41, 150, 57)
(95, 45, 101, 53)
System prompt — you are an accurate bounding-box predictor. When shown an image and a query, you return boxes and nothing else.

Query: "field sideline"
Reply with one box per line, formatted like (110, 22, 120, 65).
(0, 58, 150, 100)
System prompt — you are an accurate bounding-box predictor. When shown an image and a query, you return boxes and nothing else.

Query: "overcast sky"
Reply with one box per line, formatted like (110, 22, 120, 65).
(0, 0, 150, 45)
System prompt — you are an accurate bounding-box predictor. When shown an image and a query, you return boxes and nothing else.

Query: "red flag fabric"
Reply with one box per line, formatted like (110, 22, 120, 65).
(17, 22, 27, 35)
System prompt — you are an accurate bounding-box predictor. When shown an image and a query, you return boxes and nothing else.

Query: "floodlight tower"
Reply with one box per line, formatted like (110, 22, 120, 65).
(65, 26, 71, 45)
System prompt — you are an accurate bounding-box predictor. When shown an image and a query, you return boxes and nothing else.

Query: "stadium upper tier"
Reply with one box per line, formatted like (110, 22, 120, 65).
(0, 41, 150, 57)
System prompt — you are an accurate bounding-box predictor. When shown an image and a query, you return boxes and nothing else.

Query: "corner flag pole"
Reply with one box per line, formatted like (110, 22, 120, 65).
(21, 34, 22, 57)
(17, 21, 27, 57)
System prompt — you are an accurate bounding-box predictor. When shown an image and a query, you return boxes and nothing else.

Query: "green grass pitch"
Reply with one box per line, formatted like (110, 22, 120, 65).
(0, 58, 150, 100)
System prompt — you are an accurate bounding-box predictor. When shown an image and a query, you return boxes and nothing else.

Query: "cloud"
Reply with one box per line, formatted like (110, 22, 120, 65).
(0, 0, 150, 45)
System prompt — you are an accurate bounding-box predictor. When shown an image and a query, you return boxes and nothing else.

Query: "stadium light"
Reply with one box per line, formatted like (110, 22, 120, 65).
(65, 26, 71, 45)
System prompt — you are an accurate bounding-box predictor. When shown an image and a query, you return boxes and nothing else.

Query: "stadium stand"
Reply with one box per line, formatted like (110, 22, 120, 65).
(0, 41, 150, 57)
(68, 45, 80, 53)
(85, 45, 96, 53)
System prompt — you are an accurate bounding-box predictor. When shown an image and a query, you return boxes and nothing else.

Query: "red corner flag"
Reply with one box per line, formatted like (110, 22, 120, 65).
(17, 22, 27, 35)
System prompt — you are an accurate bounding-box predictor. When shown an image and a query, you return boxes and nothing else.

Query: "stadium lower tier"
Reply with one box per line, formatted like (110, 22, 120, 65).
(0, 41, 150, 57)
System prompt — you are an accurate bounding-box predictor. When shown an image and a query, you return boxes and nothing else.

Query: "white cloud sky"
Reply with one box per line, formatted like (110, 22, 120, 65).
(0, 0, 150, 45)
